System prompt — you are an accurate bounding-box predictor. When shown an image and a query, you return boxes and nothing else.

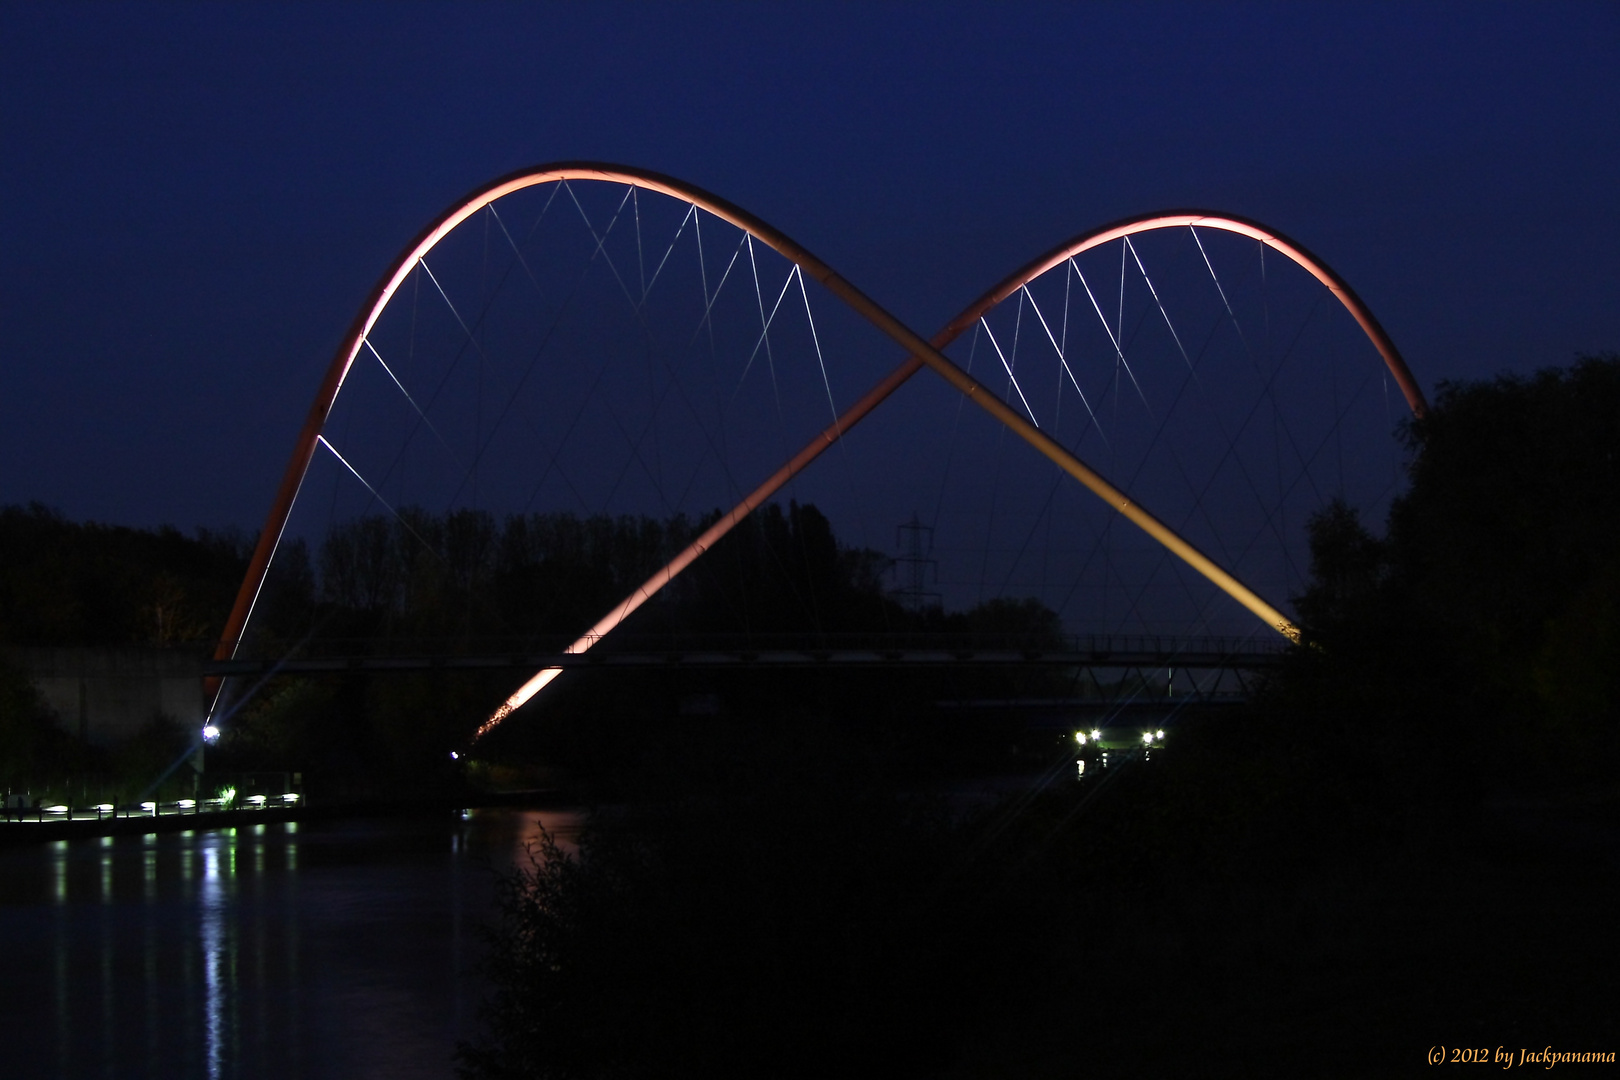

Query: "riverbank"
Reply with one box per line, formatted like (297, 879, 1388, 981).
(0, 786, 582, 846)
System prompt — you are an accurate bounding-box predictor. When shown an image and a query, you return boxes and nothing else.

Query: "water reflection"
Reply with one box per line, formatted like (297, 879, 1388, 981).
(202, 835, 226, 1079)
(144, 834, 158, 900)
(0, 808, 582, 1079)
(100, 835, 113, 902)
(48, 838, 67, 904)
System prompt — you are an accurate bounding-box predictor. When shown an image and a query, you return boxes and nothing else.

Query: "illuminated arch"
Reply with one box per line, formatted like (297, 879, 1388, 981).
(211, 161, 909, 699)
(939, 211, 1427, 417)
(209, 164, 1424, 730)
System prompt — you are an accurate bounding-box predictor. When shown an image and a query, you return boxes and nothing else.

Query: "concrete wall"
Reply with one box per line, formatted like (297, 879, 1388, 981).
(6, 647, 206, 745)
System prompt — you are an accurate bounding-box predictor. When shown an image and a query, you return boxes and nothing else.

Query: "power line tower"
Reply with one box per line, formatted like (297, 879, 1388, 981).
(893, 512, 941, 612)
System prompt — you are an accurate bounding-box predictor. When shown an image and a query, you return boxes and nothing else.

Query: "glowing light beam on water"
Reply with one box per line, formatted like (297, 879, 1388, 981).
(199, 836, 241, 1080)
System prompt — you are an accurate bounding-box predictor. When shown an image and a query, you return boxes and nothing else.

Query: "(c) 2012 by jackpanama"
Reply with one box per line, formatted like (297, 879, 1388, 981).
(1427, 1045, 1616, 1068)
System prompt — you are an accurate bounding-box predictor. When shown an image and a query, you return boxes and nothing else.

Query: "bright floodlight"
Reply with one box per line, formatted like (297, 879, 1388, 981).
(1156, 730, 1165, 739)
(202, 724, 220, 743)
(1091, 730, 1102, 741)
(449, 751, 459, 760)
(1142, 732, 1154, 744)
(1074, 732, 1086, 745)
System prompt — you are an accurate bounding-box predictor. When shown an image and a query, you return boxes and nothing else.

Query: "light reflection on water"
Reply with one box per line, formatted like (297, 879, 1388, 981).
(0, 808, 581, 1080)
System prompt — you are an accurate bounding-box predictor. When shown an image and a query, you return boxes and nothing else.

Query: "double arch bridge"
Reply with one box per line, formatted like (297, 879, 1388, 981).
(207, 163, 1425, 742)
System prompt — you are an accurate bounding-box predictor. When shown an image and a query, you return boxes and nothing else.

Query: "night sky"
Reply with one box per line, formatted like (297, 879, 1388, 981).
(4, 2, 1618, 540)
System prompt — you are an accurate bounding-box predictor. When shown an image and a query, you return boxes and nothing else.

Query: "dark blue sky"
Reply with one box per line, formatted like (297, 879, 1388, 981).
(4, 1, 1618, 534)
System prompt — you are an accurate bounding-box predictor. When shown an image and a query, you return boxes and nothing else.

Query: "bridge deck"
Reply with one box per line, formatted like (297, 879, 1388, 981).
(205, 634, 1285, 676)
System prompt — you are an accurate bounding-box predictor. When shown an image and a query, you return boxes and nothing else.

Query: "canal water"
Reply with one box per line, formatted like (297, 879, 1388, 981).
(0, 809, 580, 1080)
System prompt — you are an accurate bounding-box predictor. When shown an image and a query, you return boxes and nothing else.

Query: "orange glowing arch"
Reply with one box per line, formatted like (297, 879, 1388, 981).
(939, 211, 1427, 418)
(208, 164, 1425, 731)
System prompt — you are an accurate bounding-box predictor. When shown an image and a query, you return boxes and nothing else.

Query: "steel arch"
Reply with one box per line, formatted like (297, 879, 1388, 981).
(213, 162, 852, 688)
(938, 211, 1427, 418)
(209, 163, 1422, 731)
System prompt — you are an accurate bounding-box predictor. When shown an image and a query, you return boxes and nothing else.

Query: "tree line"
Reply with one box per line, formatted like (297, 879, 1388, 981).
(0, 503, 248, 647)
(252, 499, 903, 650)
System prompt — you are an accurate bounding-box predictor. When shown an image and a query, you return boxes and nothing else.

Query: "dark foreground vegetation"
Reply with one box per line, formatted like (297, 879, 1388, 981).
(457, 357, 1620, 1078)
